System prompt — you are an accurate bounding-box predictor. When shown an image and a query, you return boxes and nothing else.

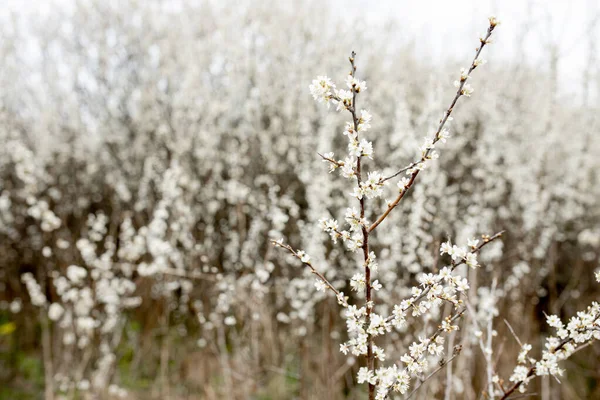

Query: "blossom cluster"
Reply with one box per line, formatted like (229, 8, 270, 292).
(4, 4, 600, 399)
(318, 207, 370, 253)
(507, 300, 600, 395)
(21, 273, 47, 307)
(271, 16, 502, 399)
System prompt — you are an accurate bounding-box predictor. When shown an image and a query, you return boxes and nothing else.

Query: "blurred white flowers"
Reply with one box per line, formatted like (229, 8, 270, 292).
(48, 303, 64, 321)
(66, 265, 87, 284)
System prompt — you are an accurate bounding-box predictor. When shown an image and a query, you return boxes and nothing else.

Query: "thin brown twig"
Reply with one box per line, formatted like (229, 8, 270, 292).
(504, 393, 539, 399)
(368, 21, 497, 233)
(504, 319, 524, 348)
(317, 152, 345, 168)
(161, 267, 218, 282)
(347, 51, 376, 400)
(270, 240, 341, 297)
(405, 349, 462, 400)
(382, 160, 420, 182)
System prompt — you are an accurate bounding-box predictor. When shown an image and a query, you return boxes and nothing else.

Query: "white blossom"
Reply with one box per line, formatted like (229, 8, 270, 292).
(309, 75, 336, 105)
(66, 265, 88, 284)
(48, 303, 64, 321)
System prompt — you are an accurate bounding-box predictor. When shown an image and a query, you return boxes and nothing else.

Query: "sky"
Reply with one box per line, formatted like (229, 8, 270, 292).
(3, 0, 599, 101)
(337, 0, 599, 101)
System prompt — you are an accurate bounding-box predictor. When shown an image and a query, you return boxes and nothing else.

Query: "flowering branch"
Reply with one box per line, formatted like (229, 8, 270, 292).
(270, 239, 344, 301)
(385, 230, 504, 325)
(275, 16, 501, 400)
(348, 51, 378, 399)
(381, 161, 421, 182)
(369, 17, 499, 233)
(318, 152, 346, 172)
(500, 307, 600, 399)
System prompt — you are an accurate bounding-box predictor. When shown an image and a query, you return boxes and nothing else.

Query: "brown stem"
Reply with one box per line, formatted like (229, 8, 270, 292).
(159, 300, 171, 399)
(40, 309, 55, 400)
(369, 23, 497, 233)
(348, 51, 376, 400)
(270, 241, 342, 297)
(499, 368, 536, 400)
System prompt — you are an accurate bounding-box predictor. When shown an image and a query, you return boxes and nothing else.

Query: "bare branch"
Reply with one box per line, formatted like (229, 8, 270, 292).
(504, 319, 524, 348)
(270, 240, 341, 297)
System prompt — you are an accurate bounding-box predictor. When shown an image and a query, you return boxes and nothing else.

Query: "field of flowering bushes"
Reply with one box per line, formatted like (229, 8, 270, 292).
(0, 1, 599, 399)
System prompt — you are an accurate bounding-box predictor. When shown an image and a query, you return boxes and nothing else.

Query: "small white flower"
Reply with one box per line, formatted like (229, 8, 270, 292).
(451, 245, 467, 261)
(343, 124, 356, 140)
(359, 109, 372, 131)
(373, 345, 386, 361)
(341, 158, 356, 178)
(42, 247, 52, 258)
(467, 238, 479, 248)
(461, 83, 474, 97)
(437, 128, 451, 143)
(345, 75, 367, 92)
(336, 292, 348, 306)
(455, 278, 470, 292)
(517, 343, 532, 363)
(350, 186, 364, 200)
(397, 177, 410, 192)
(439, 267, 452, 281)
(357, 367, 375, 384)
(440, 241, 452, 255)
(465, 253, 479, 268)
(350, 273, 366, 292)
(296, 251, 310, 263)
(419, 136, 435, 153)
(48, 303, 64, 321)
(546, 315, 563, 328)
(428, 342, 444, 356)
(359, 139, 374, 158)
(406, 162, 425, 174)
(314, 280, 328, 292)
(488, 16, 500, 27)
(336, 89, 353, 111)
(366, 251, 378, 271)
(474, 57, 487, 67)
(440, 317, 458, 332)
(309, 76, 336, 105)
(346, 234, 363, 252)
(66, 265, 87, 284)
(510, 365, 530, 384)
(340, 343, 349, 355)
(393, 370, 410, 393)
